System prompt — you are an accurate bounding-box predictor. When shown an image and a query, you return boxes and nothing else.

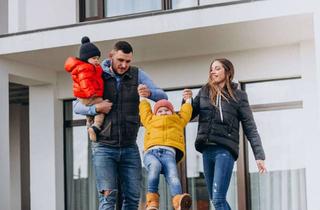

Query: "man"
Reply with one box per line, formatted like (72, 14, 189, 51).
(73, 41, 167, 210)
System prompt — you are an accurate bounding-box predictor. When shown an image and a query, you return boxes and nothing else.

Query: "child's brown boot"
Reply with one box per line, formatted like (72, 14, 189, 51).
(172, 193, 192, 210)
(146, 192, 159, 210)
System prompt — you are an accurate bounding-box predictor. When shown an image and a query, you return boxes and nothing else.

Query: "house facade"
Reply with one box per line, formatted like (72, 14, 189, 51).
(1, 0, 320, 210)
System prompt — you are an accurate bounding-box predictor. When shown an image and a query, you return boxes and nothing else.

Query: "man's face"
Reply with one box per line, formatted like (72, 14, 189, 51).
(110, 50, 133, 75)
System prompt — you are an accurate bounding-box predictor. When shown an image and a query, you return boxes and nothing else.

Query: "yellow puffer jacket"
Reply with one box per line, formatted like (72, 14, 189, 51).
(139, 99, 192, 162)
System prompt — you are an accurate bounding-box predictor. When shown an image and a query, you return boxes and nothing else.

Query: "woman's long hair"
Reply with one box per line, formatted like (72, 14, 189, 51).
(207, 58, 237, 104)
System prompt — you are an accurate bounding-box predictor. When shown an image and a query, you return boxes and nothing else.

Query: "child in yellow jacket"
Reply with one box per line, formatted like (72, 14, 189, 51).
(139, 85, 193, 210)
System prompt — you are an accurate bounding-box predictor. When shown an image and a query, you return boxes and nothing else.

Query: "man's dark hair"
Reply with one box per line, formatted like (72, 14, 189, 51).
(114, 41, 133, 54)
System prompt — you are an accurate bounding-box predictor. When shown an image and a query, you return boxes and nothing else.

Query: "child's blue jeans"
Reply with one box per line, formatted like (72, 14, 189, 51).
(143, 148, 182, 196)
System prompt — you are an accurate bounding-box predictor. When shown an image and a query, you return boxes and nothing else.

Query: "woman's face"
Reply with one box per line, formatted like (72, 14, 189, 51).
(210, 61, 226, 86)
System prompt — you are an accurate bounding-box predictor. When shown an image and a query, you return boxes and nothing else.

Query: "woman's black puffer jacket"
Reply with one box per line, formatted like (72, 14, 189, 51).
(192, 83, 265, 160)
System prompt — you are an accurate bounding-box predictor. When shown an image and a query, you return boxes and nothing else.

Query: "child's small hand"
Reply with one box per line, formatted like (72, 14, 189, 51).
(183, 89, 192, 100)
(138, 84, 151, 97)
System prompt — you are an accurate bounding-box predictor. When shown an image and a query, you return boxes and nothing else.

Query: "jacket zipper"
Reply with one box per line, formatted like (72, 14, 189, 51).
(117, 78, 122, 147)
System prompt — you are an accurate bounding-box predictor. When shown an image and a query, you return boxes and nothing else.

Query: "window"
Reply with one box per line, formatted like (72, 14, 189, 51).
(171, 0, 198, 9)
(64, 101, 98, 210)
(80, 0, 103, 21)
(79, 0, 252, 22)
(243, 78, 307, 210)
(80, 0, 162, 21)
(168, 88, 238, 210)
(104, 0, 162, 17)
(200, 0, 244, 6)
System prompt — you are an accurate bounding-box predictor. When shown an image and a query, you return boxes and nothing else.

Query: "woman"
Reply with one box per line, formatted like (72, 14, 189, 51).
(183, 58, 266, 210)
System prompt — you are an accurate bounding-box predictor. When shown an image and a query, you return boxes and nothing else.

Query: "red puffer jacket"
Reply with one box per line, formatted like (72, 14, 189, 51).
(65, 57, 104, 98)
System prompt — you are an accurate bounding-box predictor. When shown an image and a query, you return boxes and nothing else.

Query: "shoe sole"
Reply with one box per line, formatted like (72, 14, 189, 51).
(180, 194, 192, 210)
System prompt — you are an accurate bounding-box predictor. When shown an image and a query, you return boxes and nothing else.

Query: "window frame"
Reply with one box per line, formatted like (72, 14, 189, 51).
(79, 0, 254, 22)
(79, 0, 169, 22)
(238, 76, 303, 210)
(79, 0, 104, 22)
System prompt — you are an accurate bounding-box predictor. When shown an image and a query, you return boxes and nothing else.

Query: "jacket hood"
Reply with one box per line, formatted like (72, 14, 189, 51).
(64, 57, 85, 72)
(101, 59, 113, 75)
(101, 59, 136, 79)
(231, 82, 239, 90)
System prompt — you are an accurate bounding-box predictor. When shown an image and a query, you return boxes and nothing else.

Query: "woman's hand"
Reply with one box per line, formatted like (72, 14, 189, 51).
(256, 160, 267, 174)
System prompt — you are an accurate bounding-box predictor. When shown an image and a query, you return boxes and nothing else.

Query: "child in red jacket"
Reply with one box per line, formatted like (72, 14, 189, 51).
(65, 36, 104, 141)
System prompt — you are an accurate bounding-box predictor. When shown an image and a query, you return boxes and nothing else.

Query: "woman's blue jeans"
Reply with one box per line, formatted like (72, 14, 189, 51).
(143, 148, 182, 196)
(202, 146, 235, 210)
(91, 142, 142, 210)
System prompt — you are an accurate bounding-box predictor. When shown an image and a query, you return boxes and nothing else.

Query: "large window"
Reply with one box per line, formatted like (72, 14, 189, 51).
(105, 0, 162, 17)
(80, 0, 162, 21)
(243, 78, 307, 210)
(164, 88, 238, 210)
(79, 0, 255, 22)
(64, 101, 98, 210)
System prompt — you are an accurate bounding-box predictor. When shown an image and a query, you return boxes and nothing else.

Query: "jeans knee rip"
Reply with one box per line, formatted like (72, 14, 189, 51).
(100, 189, 117, 198)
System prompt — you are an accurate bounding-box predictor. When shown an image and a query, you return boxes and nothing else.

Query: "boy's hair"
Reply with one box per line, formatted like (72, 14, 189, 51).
(114, 41, 133, 54)
(79, 36, 101, 61)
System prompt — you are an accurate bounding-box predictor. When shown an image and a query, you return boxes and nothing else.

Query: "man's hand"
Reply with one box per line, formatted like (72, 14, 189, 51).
(138, 84, 151, 98)
(183, 89, 193, 101)
(95, 100, 113, 114)
(256, 160, 267, 174)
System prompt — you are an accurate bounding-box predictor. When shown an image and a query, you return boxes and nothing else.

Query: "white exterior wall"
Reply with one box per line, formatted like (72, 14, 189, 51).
(0, 71, 10, 210)
(29, 85, 64, 210)
(58, 44, 303, 98)
(57, 71, 74, 99)
(0, 58, 57, 86)
(8, 0, 77, 33)
(0, 0, 315, 55)
(0, 0, 8, 34)
(0, 58, 64, 210)
(305, 12, 320, 210)
(2, 1, 320, 210)
(135, 44, 301, 88)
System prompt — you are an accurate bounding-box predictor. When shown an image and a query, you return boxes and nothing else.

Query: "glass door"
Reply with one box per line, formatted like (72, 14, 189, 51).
(186, 121, 238, 210)
(243, 78, 307, 210)
(166, 88, 238, 210)
(64, 101, 98, 210)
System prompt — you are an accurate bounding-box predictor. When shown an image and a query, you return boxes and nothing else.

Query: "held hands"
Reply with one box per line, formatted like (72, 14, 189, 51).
(95, 99, 113, 114)
(256, 160, 267, 174)
(138, 84, 151, 98)
(183, 89, 193, 101)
